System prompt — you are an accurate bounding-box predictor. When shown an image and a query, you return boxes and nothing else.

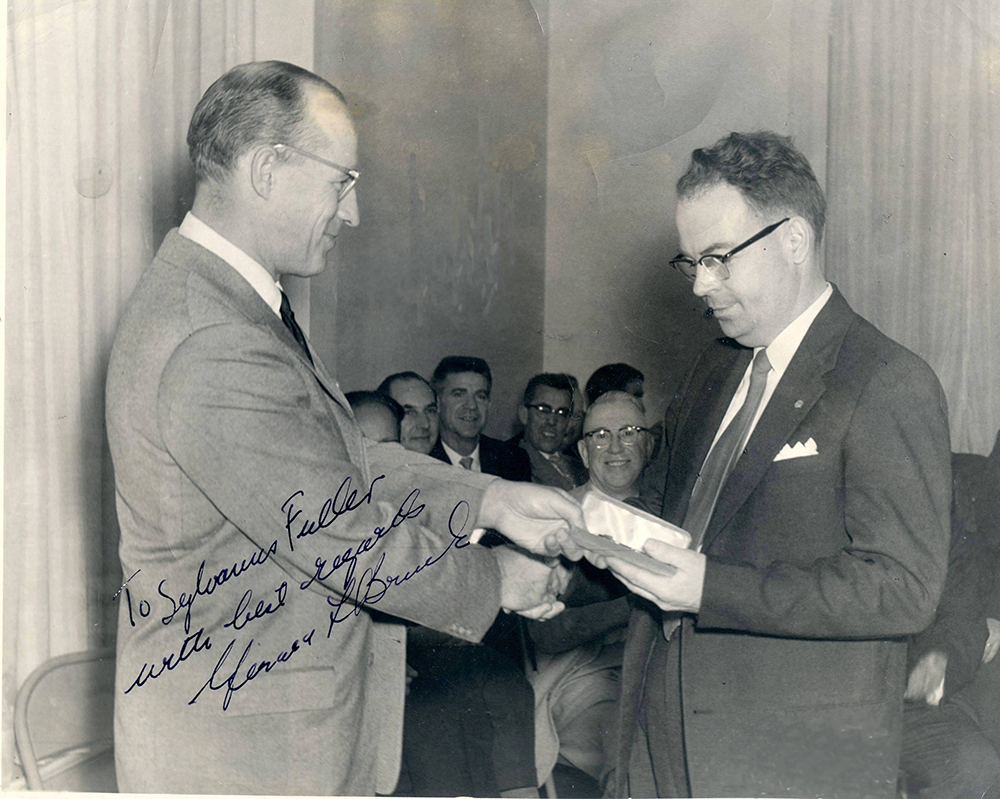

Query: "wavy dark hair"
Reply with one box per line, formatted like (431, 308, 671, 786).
(676, 131, 826, 245)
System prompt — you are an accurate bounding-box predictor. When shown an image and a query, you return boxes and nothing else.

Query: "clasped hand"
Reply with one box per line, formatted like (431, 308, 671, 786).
(495, 545, 571, 621)
(588, 538, 706, 614)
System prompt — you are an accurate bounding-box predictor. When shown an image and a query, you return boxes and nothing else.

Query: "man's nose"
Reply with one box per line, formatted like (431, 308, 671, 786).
(414, 413, 429, 430)
(691, 262, 721, 298)
(608, 434, 625, 453)
(337, 191, 360, 228)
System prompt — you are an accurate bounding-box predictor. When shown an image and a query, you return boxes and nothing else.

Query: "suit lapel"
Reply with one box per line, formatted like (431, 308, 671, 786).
(665, 345, 751, 526)
(701, 288, 856, 551)
(160, 230, 353, 416)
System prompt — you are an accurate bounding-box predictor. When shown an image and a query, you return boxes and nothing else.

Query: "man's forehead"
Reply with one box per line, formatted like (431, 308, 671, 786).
(584, 400, 644, 431)
(676, 183, 753, 249)
(530, 385, 572, 407)
(306, 88, 357, 154)
(391, 378, 434, 403)
(443, 372, 488, 390)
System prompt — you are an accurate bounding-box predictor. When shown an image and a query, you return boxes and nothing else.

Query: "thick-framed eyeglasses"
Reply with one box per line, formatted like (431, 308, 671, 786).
(583, 425, 649, 448)
(669, 217, 790, 282)
(525, 403, 571, 418)
(273, 143, 360, 201)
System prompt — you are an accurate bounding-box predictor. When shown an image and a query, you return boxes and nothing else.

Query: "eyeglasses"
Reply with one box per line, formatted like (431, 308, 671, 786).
(273, 143, 360, 201)
(669, 217, 790, 282)
(583, 425, 649, 448)
(525, 403, 571, 418)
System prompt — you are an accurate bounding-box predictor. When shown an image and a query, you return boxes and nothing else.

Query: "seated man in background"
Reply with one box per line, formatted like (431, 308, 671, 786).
(345, 389, 402, 443)
(901, 440, 1000, 798)
(515, 373, 588, 491)
(400, 355, 540, 797)
(430, 355, 531, 481)
(377, 371, 439, 455)
(529, 391, 653, 792)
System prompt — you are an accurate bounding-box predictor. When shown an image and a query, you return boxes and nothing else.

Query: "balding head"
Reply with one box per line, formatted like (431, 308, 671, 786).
(187, 60, 347, 188)
(186, 61, 360, 281)
(579, 391, 652, 500)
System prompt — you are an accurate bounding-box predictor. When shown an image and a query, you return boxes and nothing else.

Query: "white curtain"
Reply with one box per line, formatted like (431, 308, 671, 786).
(826, 0, 1000, 455)
(3, 0, 266, 784)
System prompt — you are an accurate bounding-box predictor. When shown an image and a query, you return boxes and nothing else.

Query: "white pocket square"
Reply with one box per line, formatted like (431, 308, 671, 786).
(774, 437, 819, 461)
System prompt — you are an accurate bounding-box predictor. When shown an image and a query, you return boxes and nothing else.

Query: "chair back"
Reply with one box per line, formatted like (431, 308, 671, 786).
(14, 647, 117, 791)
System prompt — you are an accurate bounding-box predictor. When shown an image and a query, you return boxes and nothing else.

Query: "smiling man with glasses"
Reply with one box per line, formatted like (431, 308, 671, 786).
(597, 131, 952, 798)
(515, 373, 588, 491)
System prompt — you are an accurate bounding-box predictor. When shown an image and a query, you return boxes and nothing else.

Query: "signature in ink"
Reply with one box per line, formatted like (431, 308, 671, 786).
(188, 629, 316, 711)
(281, 474, 386, 553)
(124, 627, 213, 694)
(158, 539, 279, 633)
(299, 488, 427, 593)
(326, 501, 472, 632)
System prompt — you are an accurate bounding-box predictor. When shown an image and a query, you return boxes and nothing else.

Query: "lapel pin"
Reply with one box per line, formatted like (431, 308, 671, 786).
(794, 399, 804, 408)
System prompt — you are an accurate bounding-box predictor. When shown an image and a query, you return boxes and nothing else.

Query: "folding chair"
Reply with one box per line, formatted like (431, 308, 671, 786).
(13, 646, 117, 791)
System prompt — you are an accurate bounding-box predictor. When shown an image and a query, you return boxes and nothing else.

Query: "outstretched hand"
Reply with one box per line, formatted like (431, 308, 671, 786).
(477, 480, 587, 560)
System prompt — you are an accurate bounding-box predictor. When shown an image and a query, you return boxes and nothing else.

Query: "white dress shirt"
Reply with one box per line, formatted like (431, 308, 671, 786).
(711, 283, 833, 448)
(178, 212, 283, 317)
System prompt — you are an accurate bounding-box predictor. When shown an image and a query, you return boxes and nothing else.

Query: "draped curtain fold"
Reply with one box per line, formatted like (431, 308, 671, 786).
(4, 0, 259, 785)
(826, 0, 1000, 455)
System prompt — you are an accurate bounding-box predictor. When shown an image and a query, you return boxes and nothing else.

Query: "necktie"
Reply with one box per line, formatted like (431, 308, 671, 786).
(279, 290, 313, 365)
(683, 349, 772, 552)
(459, 456, 474, 470)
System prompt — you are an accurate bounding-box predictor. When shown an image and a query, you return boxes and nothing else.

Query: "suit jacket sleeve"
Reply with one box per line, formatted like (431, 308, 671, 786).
(698, 353, 952, 639)
(907, 503, 992, 695)
(157, 322, 501, 640)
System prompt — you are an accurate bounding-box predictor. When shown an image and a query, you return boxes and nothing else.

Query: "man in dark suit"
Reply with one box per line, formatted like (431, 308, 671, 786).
(429, 355, 532, 482)
(592, 132, 952, 797)
(106, 61, 581, 796)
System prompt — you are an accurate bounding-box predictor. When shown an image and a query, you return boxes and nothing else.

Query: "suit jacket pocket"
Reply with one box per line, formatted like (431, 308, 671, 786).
(220, 664, 340, 717)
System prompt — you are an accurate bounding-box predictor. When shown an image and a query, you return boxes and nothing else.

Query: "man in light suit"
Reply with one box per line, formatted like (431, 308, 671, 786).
(592, 132, 952, 797)
(106, 61, 582, 796)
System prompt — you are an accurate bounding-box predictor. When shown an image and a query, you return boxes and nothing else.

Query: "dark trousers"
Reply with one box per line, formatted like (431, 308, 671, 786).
(395, 642, 536, 797)
(629, 633, 690, 798)
(900, 700, 1000, 798)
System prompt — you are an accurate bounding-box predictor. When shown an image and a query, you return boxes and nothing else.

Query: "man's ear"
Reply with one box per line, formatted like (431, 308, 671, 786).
(250, 146, 278, 200)
(518, 404, 528, 427)
(784, 216, 812, 265)
(577, 439, 590, 469)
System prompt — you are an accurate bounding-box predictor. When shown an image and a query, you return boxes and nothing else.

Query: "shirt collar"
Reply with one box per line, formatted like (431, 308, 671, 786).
(178, 212, 283, 317)
(441, 438, 480, 468)
(761, 283, 833, 378)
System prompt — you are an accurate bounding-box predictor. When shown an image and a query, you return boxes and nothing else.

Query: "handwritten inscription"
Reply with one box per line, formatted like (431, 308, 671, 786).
(158, 539, 280, 633)
(282, 475, 384, 553)
(121, 479, 466, 711)
(327, 501, 472, 629)
(188, 629, 316, 711)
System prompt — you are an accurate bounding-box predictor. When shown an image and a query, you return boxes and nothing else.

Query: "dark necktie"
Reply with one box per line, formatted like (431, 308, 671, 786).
(279, 290, 312, 365)
(459, 456, 474, 470)
(683, 349, 772, 551)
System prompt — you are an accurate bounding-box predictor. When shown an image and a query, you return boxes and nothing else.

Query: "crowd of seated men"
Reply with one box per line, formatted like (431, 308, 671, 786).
(347, 356, 1000, 799)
